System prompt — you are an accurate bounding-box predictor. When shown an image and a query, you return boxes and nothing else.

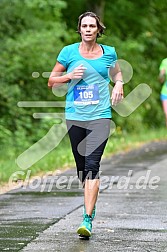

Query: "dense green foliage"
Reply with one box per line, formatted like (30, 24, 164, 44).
(0, 0, 69, 152)
(0, 0, 167, 180)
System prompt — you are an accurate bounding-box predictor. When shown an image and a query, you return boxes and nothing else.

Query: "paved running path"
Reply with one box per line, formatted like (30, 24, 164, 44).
(0, 141, 167, 251)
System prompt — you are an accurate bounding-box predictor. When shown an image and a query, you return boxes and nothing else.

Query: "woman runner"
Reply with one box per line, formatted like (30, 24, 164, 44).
(48, 11, 124, 238)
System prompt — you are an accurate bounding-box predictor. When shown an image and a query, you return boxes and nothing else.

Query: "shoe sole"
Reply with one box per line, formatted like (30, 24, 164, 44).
(77, 226, 91, 237)
(78, 234, 90, 240)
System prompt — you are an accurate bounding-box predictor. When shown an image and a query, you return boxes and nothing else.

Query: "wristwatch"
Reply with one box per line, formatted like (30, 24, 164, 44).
(115, 80, 124, 84)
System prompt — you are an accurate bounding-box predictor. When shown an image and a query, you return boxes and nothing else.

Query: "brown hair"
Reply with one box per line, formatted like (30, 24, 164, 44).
(77, 11, 106, 38)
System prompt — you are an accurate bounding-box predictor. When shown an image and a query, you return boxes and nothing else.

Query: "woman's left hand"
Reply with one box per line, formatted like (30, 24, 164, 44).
(111, 81, 124, 106)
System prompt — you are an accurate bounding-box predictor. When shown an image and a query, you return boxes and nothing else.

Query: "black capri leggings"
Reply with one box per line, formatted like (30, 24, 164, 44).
(66, 119, 111, 183)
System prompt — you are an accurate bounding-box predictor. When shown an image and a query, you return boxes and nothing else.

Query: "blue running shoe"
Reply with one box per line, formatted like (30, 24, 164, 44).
(77, 214, 92, 237)
(83, 205, 96, 220)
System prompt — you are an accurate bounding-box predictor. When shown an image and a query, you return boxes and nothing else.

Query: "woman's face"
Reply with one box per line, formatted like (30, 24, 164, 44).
(80, 16, 99, 42)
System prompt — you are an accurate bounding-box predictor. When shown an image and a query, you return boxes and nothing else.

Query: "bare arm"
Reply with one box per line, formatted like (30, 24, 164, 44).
(109, 62, 124, 105)
(48, 62, 70, 88)
(48, 62, 86, 88)
(158, 69, 166, 84)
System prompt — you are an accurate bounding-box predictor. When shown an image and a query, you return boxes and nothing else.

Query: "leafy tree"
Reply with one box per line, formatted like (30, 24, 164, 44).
(0, 0, 69, 150)
(1, 0, 167, 154)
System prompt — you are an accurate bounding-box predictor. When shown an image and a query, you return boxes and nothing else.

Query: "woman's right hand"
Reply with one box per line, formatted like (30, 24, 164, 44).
(68, 64, 87, 80)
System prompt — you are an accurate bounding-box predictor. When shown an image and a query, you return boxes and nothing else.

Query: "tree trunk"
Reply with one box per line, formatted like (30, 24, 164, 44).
(86, 0, 105, 21)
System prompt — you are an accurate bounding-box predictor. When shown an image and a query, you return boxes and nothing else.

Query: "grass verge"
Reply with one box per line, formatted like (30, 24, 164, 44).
(0, 127, 167, 190)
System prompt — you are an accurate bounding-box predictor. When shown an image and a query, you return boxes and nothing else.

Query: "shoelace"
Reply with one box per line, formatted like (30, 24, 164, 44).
(84, 214, 92, 222)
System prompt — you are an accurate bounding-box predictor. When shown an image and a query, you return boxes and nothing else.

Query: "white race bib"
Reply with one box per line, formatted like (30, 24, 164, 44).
(74, 84, 99, 105)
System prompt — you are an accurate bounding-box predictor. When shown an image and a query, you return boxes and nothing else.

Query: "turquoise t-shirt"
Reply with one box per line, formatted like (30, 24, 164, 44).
(57, 42, 117, 121)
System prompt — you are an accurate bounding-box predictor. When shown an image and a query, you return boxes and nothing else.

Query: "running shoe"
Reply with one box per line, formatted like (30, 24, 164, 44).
(77, 214, 92, 237)
(83, 205, 96, 220)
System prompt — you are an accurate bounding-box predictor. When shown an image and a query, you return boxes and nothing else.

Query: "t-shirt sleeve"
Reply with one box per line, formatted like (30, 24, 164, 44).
(110, 47, 117, 67)
(113, 48, 117, 66)
(159, 59, 167, 71)
(113, 47, 118, 61)
(57, 46, 69, 69)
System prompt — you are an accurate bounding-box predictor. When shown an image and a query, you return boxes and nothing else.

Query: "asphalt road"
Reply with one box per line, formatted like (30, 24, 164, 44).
(0, 140, 167, 252)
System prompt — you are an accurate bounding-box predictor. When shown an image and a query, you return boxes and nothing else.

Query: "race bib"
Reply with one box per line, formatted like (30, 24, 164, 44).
(74, 84, 99, 105)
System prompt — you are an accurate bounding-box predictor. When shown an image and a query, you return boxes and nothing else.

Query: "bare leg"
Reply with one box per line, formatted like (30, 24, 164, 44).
(84, 179, 100, 217)
(165, 115, 167, 127)
(162, 100, 167, 127)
